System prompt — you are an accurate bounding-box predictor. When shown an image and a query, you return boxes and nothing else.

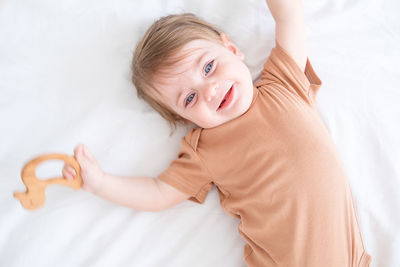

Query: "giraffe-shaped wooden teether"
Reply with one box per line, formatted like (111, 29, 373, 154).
(14, 154, 82, 210)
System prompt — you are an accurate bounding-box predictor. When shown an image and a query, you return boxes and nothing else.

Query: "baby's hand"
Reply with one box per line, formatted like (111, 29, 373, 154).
(62, 144, 105, 193)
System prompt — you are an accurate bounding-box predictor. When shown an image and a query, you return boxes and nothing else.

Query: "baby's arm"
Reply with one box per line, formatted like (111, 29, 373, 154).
(266, 0, 307, 71)
(63, 144, 190, 212)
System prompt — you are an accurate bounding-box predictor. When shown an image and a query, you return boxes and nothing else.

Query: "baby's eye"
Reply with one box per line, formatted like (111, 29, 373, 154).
(204, 60, 214, 76)
(185, 92, 196, 107)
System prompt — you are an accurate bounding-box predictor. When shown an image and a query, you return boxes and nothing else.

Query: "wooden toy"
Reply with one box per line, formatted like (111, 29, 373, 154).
(14, 154, 82, 210)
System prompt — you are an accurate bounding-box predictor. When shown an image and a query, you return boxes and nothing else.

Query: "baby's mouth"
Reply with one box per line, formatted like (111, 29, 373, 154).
(217, 84, 234, 110)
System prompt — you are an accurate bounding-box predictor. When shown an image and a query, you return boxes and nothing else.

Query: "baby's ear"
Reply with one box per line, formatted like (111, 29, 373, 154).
(219, 33, 245, 60)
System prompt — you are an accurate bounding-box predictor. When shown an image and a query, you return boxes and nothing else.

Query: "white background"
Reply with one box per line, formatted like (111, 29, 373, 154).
(1, 0, 399, 266)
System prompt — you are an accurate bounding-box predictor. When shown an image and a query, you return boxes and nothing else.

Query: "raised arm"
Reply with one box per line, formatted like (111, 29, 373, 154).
(63, 144, 190, 212)
(266, 0, 307, 71)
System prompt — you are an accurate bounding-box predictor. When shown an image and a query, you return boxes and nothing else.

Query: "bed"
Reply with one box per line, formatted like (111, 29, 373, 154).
(1, 0, 399, 266)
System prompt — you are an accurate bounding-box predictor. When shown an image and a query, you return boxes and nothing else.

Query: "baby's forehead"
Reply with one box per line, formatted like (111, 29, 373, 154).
(161, 39, 221, 76)
(178, 38, 220, 56)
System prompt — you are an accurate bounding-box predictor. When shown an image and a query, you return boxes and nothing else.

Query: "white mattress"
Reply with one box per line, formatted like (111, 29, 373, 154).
(1, 0, 399, 266)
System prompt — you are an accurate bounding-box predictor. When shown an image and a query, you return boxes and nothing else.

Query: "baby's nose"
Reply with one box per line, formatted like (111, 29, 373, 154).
(204, 82, 218, 102)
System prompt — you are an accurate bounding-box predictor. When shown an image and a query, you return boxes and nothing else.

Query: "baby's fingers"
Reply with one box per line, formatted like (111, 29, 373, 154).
(81, 145, 97, 164)
(74, 144, 97, 164)
(62, 164, 76, 180)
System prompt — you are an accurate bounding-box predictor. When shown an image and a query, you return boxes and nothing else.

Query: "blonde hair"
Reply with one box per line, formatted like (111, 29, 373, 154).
(131, 13, 222, 133)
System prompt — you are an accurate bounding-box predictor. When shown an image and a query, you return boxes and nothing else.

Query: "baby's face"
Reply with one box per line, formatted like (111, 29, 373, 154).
(154, 35, 254, 129)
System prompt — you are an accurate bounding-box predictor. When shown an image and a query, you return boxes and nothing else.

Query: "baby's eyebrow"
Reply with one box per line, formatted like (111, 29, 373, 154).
(195, 51, 209, 68)
(176, 91, 183, 107)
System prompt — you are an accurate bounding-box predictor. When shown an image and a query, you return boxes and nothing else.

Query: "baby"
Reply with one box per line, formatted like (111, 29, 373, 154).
(63, 0, 372, 266)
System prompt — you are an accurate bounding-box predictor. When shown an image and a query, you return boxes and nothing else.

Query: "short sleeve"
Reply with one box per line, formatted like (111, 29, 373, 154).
(158, 136, 213, 204)
(255, 43, 322, 105)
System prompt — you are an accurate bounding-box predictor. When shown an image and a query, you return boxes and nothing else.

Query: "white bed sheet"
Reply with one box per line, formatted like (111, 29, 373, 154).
(1, 0, 399, 266)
